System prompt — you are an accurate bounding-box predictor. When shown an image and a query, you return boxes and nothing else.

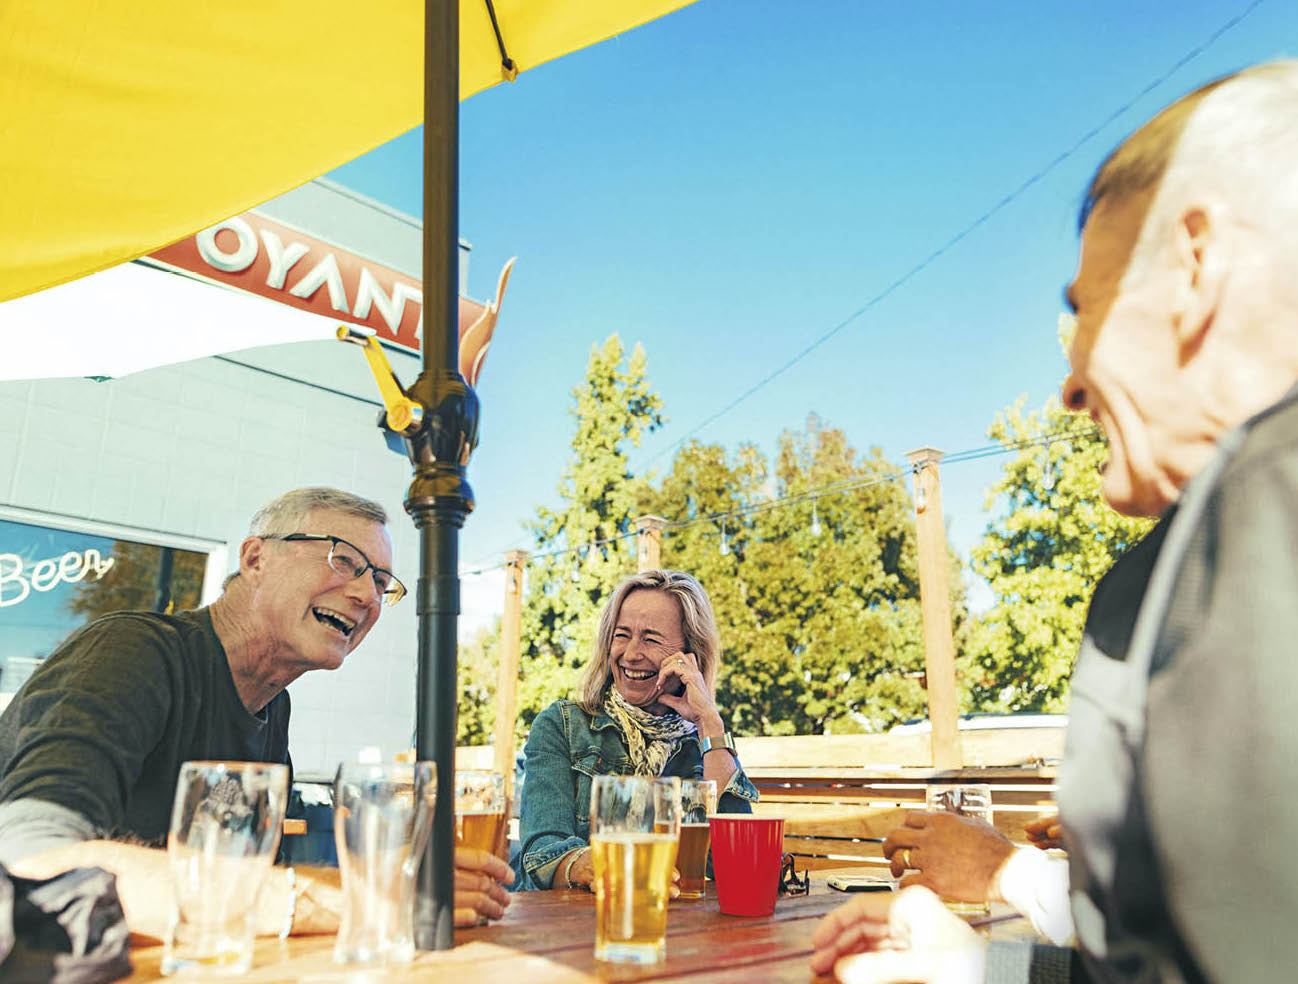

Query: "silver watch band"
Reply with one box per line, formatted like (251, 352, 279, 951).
(699, 732, 736, 756)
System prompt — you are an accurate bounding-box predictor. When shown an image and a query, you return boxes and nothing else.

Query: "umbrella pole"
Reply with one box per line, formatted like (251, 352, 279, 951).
(408, 0, 474, 952)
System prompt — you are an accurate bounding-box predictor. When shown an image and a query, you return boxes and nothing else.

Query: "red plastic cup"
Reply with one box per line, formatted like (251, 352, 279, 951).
(708, 815, 785, 916)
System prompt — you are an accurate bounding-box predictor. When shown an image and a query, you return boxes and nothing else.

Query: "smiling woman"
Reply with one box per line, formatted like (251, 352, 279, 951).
(512, 570, 758, 893)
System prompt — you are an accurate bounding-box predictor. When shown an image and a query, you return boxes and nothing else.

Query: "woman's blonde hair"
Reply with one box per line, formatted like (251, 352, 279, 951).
(577, 570, 721, 715)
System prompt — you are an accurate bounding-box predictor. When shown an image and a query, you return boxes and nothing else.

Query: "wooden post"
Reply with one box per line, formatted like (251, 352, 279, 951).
(493, 550, 528, 798)
(635, 515, 667, 572)
(905, 447, 961, 770)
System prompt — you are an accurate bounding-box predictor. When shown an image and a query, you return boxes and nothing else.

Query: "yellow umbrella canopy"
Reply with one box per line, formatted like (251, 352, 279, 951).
(0, 0, 694, 304)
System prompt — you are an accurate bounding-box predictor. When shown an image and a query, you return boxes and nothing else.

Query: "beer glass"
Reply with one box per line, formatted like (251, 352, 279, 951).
(589, 775, 681, 964)
(925, 783, 993, 917)
(333, 760, 436, 965)
(162, 761, 289, 976)
(455, 770, 506, 856)
(675, 779, 717, 899)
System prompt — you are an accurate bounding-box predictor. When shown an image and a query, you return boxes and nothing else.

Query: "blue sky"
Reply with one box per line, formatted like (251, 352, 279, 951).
(328, 0, 1294, 623)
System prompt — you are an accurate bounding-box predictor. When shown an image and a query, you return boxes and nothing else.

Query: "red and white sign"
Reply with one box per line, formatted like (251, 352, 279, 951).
(150, 212, 426, 353)
(147, 211, 513, 384)
(0, 209, 511, 384)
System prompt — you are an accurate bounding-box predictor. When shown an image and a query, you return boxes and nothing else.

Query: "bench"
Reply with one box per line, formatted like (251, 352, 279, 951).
(737, 729, 1064, 870)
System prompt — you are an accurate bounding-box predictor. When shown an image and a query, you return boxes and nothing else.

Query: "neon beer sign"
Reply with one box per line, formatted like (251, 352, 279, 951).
(0, 549, 115, 607)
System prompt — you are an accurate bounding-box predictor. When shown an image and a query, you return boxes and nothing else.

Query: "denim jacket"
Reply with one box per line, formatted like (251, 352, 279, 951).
(512, 698, 759, 891)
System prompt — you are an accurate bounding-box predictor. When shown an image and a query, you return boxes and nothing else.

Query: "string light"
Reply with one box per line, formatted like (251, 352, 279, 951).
(719, 522, 731, 557)
(810, 501, 823, 537)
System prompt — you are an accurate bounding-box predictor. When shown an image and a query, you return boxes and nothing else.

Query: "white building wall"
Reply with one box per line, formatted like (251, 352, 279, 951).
(0, 178, 465, 779)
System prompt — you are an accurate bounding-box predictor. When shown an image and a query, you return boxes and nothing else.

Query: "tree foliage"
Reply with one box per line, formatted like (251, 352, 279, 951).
(648, 415, 937, 735)
(512, 335, 664, 734)
(66, 541, 206, 620)
(457, 619, 500, 745)
(961, 397, 1152, 712)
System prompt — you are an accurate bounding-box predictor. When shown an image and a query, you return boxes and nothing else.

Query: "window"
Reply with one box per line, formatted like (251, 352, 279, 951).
(0, 518, 210, 697)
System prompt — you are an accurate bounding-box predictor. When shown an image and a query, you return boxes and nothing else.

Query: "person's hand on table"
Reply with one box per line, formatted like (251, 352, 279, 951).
(810, 885, 986, 983)
(454, 846, 514, 927)
(882, 810, 1014, 903)
(563, 847, 681, 899)
(1024, 814, 1064, 851)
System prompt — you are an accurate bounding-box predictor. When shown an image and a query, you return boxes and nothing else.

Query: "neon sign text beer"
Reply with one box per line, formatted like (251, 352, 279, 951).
(0, 549, 115, 608)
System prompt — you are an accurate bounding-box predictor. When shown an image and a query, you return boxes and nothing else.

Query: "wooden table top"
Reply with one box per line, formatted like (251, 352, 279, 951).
(125, 872, 1035, 983)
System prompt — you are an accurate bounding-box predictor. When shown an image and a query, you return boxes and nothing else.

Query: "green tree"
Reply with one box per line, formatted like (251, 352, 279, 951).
(515, 335, 664, 733)
(66, 542, 206, 620)
(457, 619, 500, 745)
(962, 397, 1152, 712)
(652, 415, 933, 735)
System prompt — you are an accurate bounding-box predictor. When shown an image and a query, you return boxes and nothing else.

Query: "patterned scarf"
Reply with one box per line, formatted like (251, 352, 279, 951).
(603, 688, 697, 777)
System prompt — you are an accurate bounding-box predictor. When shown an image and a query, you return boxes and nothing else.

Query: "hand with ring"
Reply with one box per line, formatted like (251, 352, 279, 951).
(653, 651, 717, 726)
(882, 810, 1016, 904)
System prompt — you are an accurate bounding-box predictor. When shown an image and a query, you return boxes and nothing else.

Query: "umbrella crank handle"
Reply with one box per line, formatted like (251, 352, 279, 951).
(336, 326, 424, 433)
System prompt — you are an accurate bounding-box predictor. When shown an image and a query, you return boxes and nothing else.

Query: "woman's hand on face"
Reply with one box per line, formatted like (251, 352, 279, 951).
(654, 651, 718, 726)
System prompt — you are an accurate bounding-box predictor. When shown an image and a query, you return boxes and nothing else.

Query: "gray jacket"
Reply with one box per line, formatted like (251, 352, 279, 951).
(1036, 384, 1298, 983)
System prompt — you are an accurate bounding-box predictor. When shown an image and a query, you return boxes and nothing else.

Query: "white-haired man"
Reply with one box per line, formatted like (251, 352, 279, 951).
(0, 487, 511, 936)
(812, 60, 1298, 982)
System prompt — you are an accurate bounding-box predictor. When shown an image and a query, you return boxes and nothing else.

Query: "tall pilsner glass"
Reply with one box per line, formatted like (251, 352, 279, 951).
(162, 761, 289, 976)
(589, 775, 681, 964)
(455, 770, 506, 856)
(676, 779, 717, 899)
(333, 760, 436, 965)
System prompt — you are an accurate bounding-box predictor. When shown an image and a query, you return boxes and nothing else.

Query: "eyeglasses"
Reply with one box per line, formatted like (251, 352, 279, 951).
(264, 533, 406, 607)
(779, 852, 809, 897)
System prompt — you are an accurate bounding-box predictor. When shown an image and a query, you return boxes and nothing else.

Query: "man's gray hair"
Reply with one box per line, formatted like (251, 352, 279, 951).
(577, 570, 721, 715)
(223, 488, 388, 590)
(247, 487, 387, 537)
(1083, 61, 1298, 273)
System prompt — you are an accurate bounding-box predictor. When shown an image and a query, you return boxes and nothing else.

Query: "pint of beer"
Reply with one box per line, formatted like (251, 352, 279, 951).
(455, 771, 506, 856)
(676, 779, 717, 899)
(589, 776, 682, 964)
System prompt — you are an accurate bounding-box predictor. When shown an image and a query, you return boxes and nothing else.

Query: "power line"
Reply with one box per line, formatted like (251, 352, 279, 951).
(636, 0, 1263, 469)
(459, 423, 1101, 576)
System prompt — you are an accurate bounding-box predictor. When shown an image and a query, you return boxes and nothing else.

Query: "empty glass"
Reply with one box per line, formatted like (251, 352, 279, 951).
(162, 761, 289, 976)
(589, 775, 681, 964)
(925, 783, 993, 916)
(333, 760, 436, 965)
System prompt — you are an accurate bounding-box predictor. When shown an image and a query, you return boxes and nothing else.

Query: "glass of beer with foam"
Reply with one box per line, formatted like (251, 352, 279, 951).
(675, 779, 717, 899)
(455, 770, 507, 857)
(589, 775, 681, 964)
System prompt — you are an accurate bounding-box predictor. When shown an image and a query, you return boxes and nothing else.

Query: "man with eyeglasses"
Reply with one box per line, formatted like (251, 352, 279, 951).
(0, 487, 513, 938)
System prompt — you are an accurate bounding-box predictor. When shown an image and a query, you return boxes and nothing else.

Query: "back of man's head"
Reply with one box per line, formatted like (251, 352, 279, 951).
(1083, 60, 1298, 280)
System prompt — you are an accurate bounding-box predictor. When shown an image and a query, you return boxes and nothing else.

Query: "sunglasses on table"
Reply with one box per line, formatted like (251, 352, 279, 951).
(779, 852, 810, 896)
(263, 533, 406, 607)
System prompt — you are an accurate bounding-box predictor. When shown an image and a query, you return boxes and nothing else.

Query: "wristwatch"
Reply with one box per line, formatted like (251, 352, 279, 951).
(699, 731, 737, 758)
